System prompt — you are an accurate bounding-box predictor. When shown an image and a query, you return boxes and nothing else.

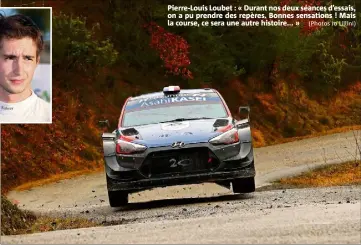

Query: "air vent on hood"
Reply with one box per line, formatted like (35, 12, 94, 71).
(213, 119, 229, 127)
(121, 128, 139, 136)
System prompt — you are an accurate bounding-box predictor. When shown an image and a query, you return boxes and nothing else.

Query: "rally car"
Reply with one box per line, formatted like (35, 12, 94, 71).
(99, 86, 256, 207)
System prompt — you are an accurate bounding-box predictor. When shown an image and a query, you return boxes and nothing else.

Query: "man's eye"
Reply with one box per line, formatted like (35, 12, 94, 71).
(25, 57, 33, 61)
(5, 57, 15, 60)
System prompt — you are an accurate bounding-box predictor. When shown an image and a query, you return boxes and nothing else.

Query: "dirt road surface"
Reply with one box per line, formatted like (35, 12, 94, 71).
(2, 131, 361, 244)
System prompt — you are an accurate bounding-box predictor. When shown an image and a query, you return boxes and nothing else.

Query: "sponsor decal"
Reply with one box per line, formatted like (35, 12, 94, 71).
(135, 93, 207, 103)
(140, 96, 206, 107)
(125, 92, 221, 111)
(1, 106, 14, 111)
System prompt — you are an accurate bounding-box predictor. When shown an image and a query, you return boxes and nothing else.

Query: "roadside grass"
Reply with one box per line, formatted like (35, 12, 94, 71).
(25, 216, 99, 234)
(1, 195, 36, 235)
(1, 195, 99, 236)
(257, 161, 361, 192)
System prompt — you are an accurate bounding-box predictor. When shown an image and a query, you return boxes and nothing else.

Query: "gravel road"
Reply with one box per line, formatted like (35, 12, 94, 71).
(2, 131, 361, 244)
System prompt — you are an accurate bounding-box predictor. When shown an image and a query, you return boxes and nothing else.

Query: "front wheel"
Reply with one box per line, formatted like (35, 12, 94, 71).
(106, 175, 129, 207)
(108, 190, 128, 207)
(232, 177, 255, 193)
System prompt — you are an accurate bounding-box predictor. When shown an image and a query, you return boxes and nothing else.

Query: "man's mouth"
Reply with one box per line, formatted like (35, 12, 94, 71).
(10, 79, 25, 85)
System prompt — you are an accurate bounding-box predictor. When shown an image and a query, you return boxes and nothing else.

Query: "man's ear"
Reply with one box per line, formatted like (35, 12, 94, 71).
(36, 55, 40, 65)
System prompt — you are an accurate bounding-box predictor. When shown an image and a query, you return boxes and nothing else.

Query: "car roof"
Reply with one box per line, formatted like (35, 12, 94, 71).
(129, 88, 216, 101)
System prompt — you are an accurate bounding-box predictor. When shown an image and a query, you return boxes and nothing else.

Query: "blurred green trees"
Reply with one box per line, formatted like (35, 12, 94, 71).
(52, 14, 118, 74)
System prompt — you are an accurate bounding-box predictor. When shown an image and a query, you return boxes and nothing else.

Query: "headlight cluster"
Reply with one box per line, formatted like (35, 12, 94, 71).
(209, 128, 239, 145)
(116, 140, 147, 154)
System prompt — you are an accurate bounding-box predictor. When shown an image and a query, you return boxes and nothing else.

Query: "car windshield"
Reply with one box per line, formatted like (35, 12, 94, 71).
(122, 92, 228, 127)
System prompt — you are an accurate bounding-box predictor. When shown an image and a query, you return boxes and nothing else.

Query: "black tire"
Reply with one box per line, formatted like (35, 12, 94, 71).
(232, 177, 255, 193)
(108, 190, 128, 207)
(106, 175, 129, 207)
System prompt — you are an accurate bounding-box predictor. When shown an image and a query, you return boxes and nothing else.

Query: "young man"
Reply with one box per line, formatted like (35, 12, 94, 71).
(0, 13, 50, 123)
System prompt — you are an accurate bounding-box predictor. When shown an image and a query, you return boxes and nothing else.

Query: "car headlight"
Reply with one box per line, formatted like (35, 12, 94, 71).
(209, 128, 239, 145)
(116, 140, 147, 154)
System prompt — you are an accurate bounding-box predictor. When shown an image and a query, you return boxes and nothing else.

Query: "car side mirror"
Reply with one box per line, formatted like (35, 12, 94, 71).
(98, 120, 110, 128)
(102, 132, 116, 140)
(239, 106, 250, 120)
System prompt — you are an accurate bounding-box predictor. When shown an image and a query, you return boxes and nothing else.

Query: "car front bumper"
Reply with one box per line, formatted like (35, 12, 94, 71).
(104, 141, 255, 192)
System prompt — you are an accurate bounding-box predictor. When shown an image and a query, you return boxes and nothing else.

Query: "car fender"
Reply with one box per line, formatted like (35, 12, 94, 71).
(102, 133, 116, 156)
(236, 119, 252, 143)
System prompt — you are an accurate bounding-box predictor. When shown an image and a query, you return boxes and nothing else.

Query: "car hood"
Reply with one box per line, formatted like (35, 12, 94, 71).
(127, 119, 228, 148)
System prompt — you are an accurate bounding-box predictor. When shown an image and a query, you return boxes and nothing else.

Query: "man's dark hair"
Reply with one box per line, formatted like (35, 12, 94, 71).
(0, 13, 44, 57)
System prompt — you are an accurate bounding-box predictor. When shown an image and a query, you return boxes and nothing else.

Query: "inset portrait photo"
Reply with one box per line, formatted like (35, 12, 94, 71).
(0, 7, 51, 124)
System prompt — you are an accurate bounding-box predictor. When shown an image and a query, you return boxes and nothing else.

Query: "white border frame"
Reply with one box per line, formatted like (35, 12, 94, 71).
(0, 6, 52, 124)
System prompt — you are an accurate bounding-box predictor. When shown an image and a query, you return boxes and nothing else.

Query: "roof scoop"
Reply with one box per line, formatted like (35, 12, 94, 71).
(121, 128, 139, 136)
(213, 119, 229, 127)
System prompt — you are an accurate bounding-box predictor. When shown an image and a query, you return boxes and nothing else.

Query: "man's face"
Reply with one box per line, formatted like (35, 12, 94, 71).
(0, 37, 39, 95)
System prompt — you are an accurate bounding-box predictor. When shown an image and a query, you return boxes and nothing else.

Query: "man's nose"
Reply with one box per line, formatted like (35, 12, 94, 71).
(13, 58, 24, 75)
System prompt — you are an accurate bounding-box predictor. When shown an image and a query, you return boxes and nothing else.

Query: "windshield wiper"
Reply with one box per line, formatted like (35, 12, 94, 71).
(187, 117, 214, 120)
(159, 117, 214, 123)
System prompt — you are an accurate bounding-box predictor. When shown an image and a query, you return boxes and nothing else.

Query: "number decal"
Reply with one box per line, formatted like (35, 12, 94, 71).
(178, 159, 192, 166)
(169, 158, 178, 167)
(169, 158, 193, 167)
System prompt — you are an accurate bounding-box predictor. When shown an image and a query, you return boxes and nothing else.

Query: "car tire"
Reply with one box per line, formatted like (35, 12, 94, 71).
(232, 177, 255, 193)
(108, 190, 128, 207)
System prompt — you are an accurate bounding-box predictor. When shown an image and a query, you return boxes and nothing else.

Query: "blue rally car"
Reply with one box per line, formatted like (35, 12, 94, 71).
(100, 86, 256, 207)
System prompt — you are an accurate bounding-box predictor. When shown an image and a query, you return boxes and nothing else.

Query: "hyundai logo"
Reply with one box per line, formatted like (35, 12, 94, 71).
(171, 141, 185, 148)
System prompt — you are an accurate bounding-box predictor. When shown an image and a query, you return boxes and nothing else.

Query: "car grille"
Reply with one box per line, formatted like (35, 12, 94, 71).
(140, 147, 220, 178)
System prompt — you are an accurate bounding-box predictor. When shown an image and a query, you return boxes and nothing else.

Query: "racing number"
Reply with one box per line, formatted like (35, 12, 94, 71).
(169, 158, 178, 167)
(169, 157, 193, 167)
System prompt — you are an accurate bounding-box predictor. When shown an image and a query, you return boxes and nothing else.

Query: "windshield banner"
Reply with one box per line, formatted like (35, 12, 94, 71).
(125, 93, 221, 111)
